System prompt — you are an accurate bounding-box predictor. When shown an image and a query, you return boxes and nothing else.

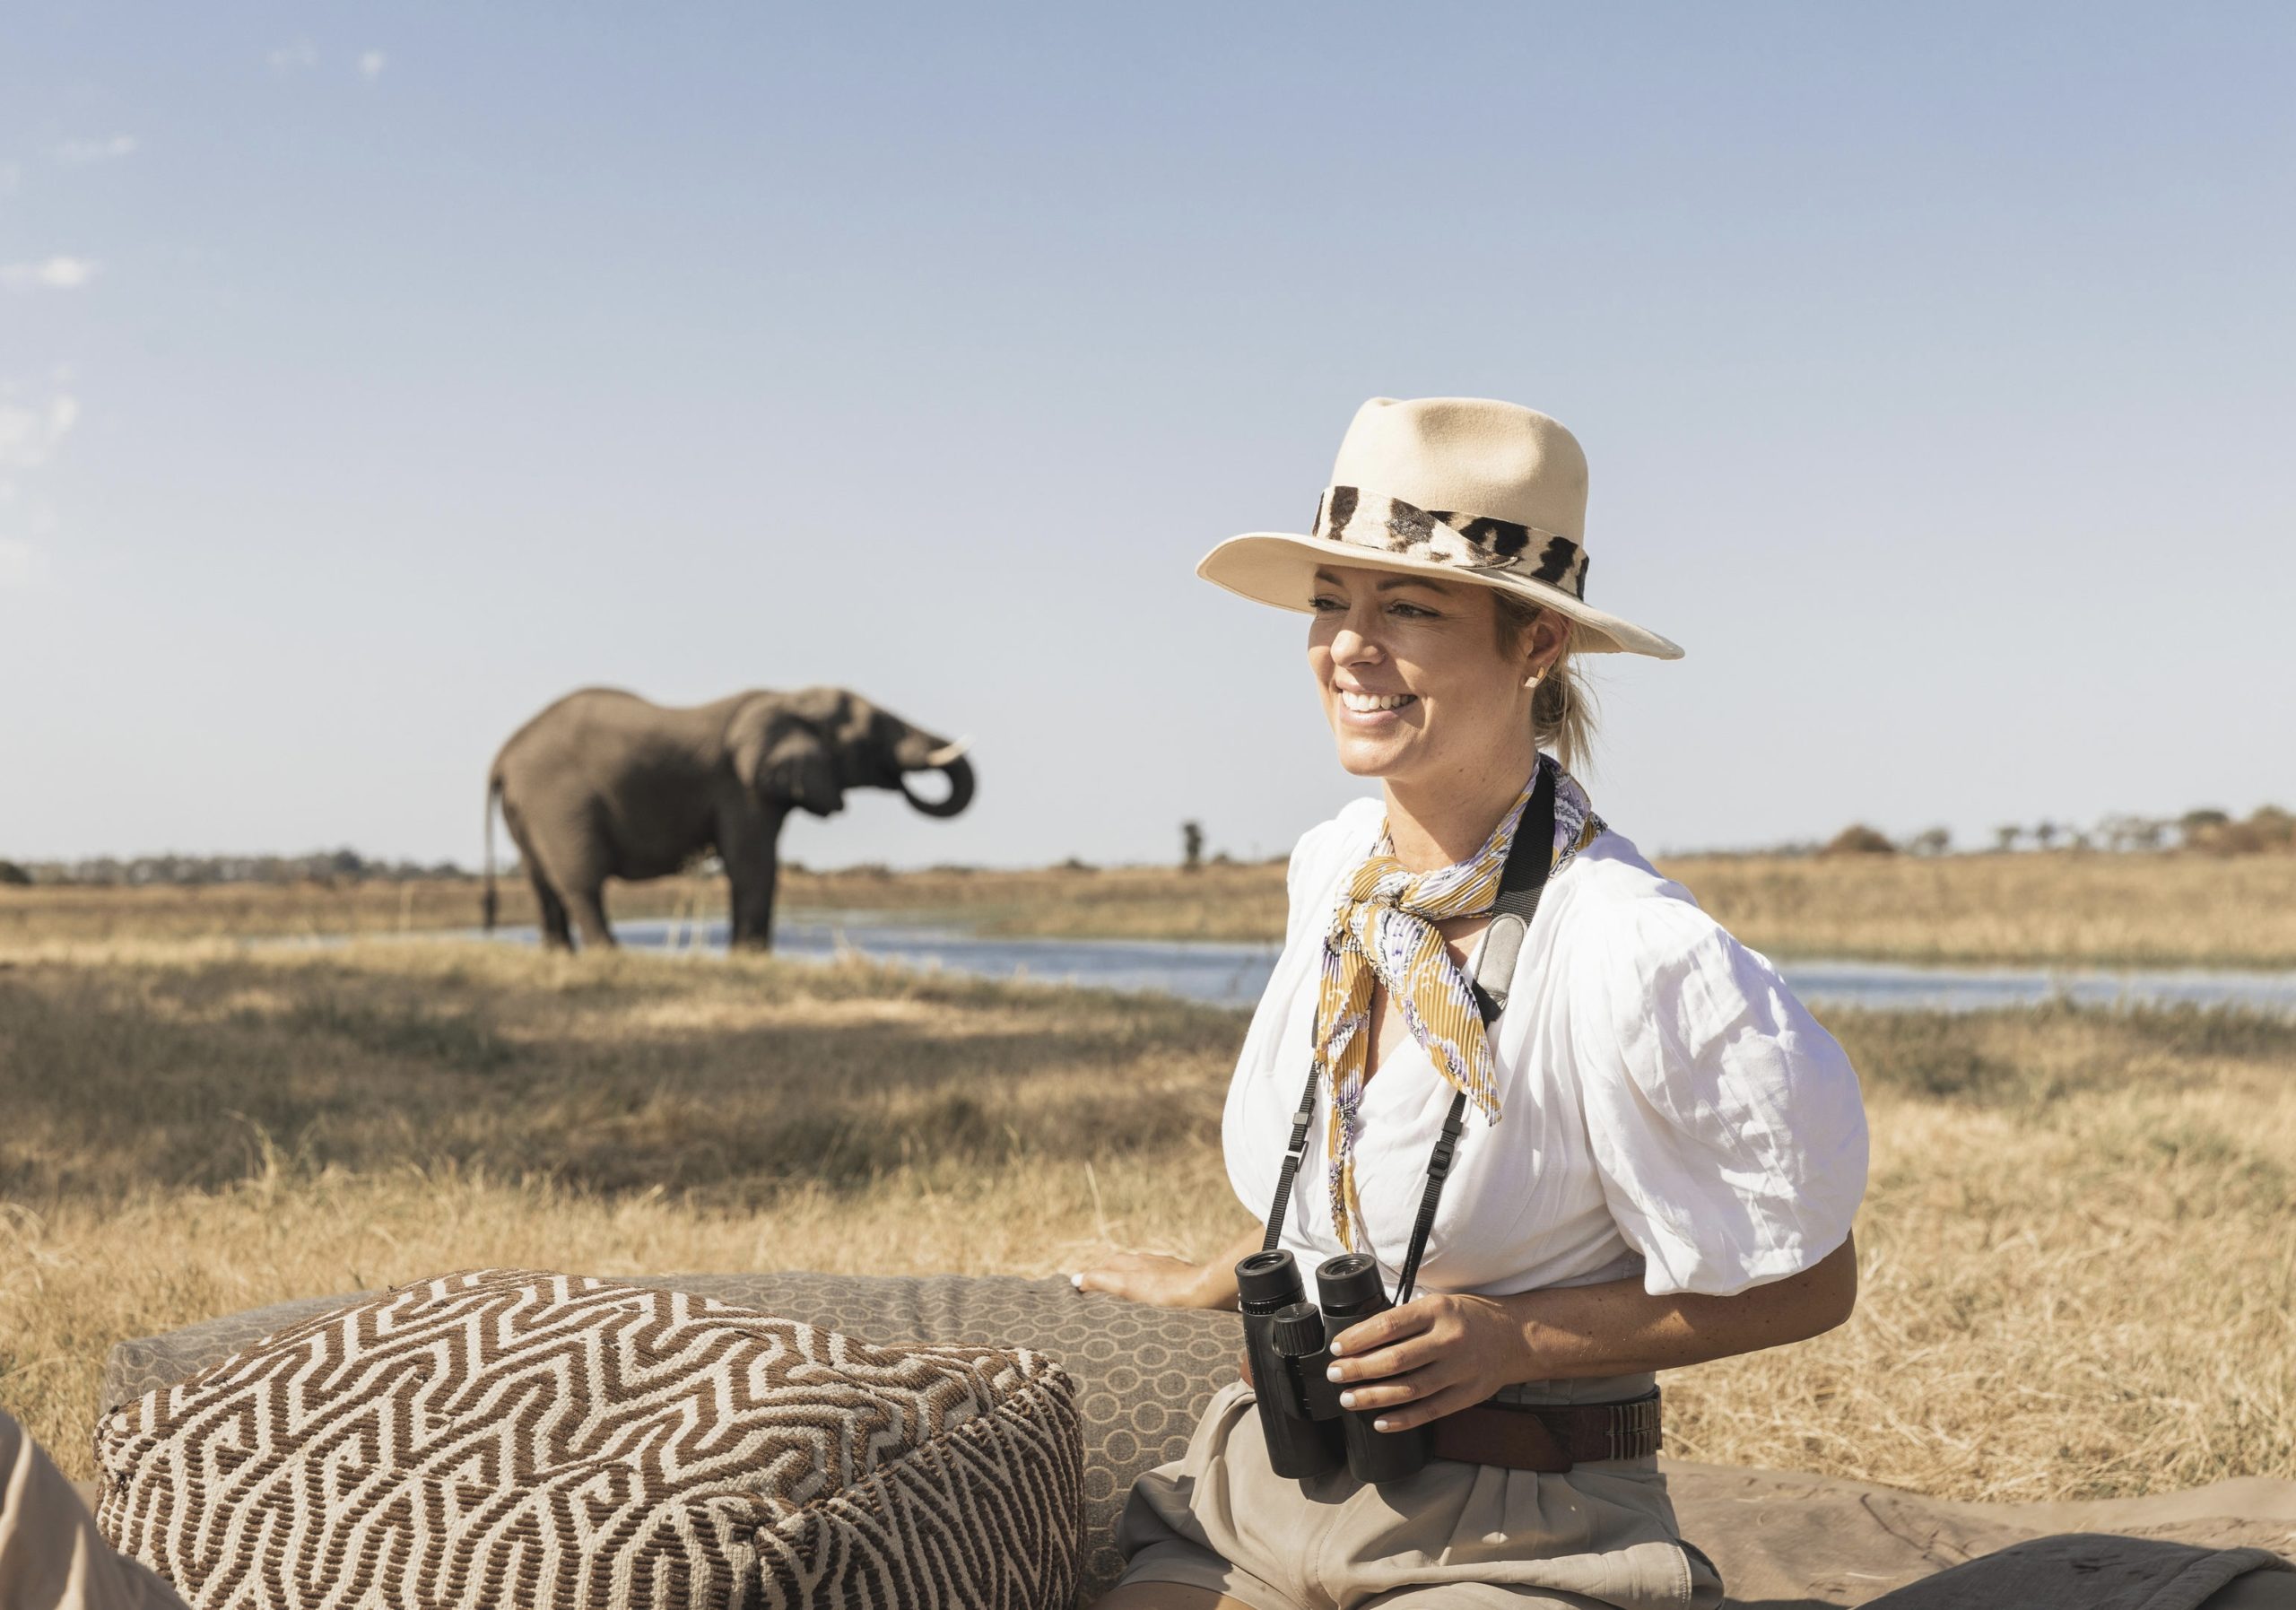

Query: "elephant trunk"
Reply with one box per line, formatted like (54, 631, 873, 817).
(897, 747, 975, 819)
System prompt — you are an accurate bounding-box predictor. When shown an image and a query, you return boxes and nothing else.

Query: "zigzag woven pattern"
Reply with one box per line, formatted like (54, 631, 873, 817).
(94, 1268, 1083, 1610)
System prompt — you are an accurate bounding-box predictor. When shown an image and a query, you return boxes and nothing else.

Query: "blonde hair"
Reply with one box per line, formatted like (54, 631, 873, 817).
(1491, 589, 1597, 772)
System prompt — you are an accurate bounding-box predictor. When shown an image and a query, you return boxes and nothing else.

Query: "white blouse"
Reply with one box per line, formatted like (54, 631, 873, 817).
(1223, 796, 1869, 1300)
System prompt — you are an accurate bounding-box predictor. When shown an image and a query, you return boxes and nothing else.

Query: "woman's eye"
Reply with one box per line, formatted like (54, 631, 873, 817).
(1309, 595, 1344, 613)
(1388, 601, 1436, 619)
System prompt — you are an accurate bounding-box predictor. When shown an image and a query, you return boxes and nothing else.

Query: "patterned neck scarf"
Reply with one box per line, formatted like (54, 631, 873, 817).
(1313, 753, 1603, 1251)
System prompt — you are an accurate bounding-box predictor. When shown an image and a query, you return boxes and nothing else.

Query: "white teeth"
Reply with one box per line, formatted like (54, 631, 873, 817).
(1339, 690, 1414, 712)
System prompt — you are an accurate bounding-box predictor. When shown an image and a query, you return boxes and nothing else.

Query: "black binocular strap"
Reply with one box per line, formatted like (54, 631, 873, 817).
(1262, 763, 1561, 1306)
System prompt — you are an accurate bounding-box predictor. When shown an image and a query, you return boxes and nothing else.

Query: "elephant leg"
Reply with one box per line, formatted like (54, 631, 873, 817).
(529, 869, 574, 951)
(728, 861, 780, 950)
(503, 803, 575, 951)
(564, 882, 618, 951)
(719, 805, 787, 951)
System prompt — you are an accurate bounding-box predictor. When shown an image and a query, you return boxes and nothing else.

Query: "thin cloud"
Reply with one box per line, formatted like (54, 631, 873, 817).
(0, 393, 81, 473)
(0, 257, 101, 292)
(0, 381, 77, 590)
(0, 161, 19, 195)
(358, 50, 388, 81)
(0, 536, 46, 591)
(266, 39, 319, 73)
(50, 134, 138, 165)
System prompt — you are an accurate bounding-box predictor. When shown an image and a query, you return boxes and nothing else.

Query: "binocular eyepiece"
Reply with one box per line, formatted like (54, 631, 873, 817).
(1234, 1247, 1434, 1484)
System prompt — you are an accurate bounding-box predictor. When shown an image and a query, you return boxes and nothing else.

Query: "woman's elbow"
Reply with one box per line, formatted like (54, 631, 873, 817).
(1798, 1230, 1859, 1338)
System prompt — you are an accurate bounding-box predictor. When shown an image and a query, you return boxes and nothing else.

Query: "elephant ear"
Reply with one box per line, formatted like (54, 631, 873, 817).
(729, 701, 846, 817)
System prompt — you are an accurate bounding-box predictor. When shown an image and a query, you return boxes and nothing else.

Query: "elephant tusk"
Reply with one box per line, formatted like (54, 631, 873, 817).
(921, 736, 972, 768)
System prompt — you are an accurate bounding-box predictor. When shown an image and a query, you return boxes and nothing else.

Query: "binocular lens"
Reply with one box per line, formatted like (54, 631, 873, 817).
(1315, 1252, 1387, 1315)
(1236, 1249, 1306, 1312)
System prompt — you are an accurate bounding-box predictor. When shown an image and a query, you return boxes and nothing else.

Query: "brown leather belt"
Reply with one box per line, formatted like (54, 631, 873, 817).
(1238, 1353, 1661, 1472)
(1428, 1388, 1663, 1472)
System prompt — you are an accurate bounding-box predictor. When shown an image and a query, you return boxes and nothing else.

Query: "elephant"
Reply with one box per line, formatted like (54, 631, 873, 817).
(483, 686, 974, 951)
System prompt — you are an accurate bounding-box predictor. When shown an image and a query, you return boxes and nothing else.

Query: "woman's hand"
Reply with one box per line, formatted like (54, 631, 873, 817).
(1071, 1250, 1228, 1310)
(1325, 1292, 1532, 1432)
(1073, 1223, 1265, 1310)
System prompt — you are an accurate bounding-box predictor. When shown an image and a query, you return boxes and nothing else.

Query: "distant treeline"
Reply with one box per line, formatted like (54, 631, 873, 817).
(1800, 805, 2295, 859)
(0, 849, 480, 888)
(6, 804, 2290, 889)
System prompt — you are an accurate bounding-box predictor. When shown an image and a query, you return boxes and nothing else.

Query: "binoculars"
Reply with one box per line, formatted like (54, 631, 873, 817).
(1235, 1247, 1433, 1484)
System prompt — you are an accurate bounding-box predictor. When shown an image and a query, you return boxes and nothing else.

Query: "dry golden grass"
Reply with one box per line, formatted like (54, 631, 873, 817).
(1663, 850, 2296, 970)
(853, 850, 2296, 966)
(0, 876, 725, 947)
(8, 849, 2292, 965)
(3, 936, 2292, 1502)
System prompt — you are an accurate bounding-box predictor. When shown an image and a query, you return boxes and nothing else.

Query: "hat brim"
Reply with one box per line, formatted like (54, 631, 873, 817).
(1196, 532, 1684, 660)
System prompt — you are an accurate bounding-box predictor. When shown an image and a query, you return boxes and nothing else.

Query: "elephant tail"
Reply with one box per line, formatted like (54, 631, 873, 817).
(483, 771, 503, 931)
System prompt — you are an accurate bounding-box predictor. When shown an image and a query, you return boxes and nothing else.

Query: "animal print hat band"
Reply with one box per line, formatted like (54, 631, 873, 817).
(1196, 396, 1684, 658)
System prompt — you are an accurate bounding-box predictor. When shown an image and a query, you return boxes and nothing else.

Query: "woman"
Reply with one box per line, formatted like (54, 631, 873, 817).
(1076, 397, 1869, 1610)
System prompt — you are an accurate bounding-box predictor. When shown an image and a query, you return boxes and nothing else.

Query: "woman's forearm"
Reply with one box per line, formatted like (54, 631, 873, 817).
(1318, 1233, 1860, 1431)
(1499, 1232, 1859, 1380)
(1187, 1222, 1273, 1309)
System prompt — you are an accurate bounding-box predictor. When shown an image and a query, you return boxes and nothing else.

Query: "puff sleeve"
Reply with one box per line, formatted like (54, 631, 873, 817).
(1283, 797, 1382, 944)
(1574, 891, 1868, 1297)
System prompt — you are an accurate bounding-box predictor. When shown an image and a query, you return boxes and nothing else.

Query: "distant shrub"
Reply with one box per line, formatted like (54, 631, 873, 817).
(923, 863, 977, 875)
(1055, 857, 1098, 874)
(1822, 823, 1898, 857)
(2186, 805, 2296, 857)
(0, 859, 30, 886)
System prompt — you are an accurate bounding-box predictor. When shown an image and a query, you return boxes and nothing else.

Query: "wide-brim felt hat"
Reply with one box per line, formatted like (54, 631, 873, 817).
(1197, 396, 1683, 659)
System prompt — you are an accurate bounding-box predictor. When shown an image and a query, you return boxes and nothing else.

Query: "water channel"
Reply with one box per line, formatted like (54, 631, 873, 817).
(476, 912, 2296, 1017)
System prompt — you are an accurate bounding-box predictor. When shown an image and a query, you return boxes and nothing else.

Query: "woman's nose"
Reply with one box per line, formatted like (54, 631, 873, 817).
(1329, 618, 1383, 664)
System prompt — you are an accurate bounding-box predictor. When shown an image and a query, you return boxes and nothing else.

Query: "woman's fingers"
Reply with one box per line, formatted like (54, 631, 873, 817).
(1333, 1371, 1430, 1412)
(1072, 1266, 1152, 1301)
(1330, 1295, 1441, 1361)
(1369, 1380, 1485, 1433)
(1334, 1361, 1471, 1415)
(1333, 1335, 1439, 1384)
(1070, 1251, 1205, 1307)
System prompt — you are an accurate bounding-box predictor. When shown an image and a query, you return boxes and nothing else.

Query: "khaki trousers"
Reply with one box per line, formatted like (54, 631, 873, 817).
(1115, 1377, 1725, 1610)
(0, 1412, 187, 1610)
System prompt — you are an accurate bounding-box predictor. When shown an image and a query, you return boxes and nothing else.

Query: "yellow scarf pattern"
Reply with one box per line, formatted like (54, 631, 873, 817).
(1313, 754, 1601, 1251)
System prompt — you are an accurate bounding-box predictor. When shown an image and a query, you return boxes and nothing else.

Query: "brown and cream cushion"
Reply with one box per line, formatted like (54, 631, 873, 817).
(94, 1269, 1084, 1610)
(102, 1272, 1242, 1604)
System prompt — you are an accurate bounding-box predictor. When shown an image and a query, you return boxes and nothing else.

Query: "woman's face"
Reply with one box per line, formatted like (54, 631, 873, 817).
(1307, 564, 1544, 786)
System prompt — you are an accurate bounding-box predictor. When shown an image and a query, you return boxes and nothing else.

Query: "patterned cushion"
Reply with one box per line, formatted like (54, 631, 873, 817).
(94, 1269, 1084, 1610)
(100, 1272, 1243, 1605)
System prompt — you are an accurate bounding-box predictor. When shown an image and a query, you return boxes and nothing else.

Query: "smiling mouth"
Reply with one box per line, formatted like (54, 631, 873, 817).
(1338, 689, 1417, 714)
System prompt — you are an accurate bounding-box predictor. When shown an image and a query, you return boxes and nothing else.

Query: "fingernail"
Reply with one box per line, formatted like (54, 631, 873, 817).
(1068, 1274, 1083, 1288)
(1340, 1391, 1357, 1408)
(1374, 1418, 1393, 1432)
(1325, 1364, 1343, 1381)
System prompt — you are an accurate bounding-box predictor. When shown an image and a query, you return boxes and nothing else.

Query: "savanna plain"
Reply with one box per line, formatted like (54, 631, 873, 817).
(2, 856, 2292, 1506)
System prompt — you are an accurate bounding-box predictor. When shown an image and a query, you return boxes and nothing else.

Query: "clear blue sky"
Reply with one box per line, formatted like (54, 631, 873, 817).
(4, 3, 2291, 870)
